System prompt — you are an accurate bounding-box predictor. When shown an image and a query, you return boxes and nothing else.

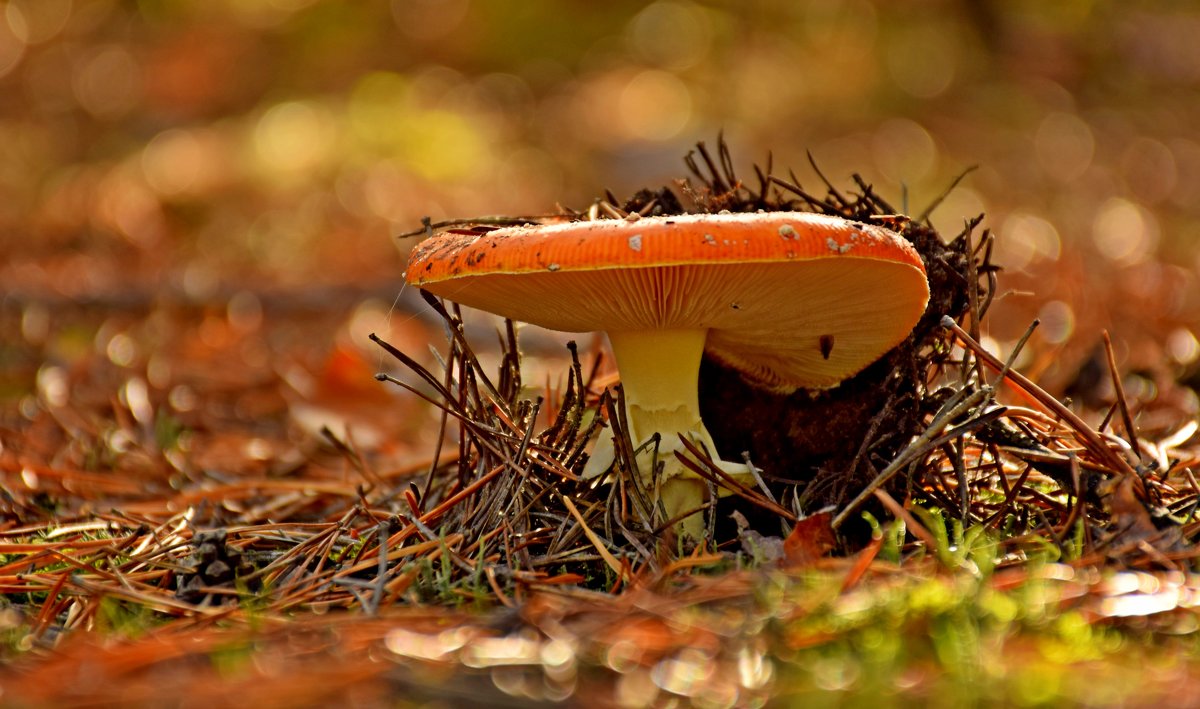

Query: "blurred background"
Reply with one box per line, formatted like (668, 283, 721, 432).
(3, 6, 1199, 704)
(3, 0, 1200, 439)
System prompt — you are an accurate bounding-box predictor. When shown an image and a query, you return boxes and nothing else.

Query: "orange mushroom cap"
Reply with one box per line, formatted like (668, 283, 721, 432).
(406, 212, 930, 390)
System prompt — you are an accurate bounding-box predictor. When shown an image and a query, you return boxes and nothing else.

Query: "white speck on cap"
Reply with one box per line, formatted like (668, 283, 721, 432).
(628, 234, 643, 251)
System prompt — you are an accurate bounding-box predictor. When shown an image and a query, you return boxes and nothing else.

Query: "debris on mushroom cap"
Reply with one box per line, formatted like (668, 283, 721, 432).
(406, 211, 930, 390)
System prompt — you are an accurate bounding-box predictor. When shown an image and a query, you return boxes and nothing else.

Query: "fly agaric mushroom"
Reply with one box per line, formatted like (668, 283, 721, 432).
(405, 212, 929, 538)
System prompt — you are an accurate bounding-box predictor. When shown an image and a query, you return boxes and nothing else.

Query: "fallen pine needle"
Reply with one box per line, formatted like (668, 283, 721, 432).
(561, 494, 625, 579)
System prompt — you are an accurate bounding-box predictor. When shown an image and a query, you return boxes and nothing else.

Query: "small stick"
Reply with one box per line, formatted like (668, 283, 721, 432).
(917, 165, 979, 224)
(561, 495, 624, 578)
(807, 151, 849, 207)
(396, 215, 563, 238)
(1102, 330, 1143, 463)
(740, 451, 779, 505)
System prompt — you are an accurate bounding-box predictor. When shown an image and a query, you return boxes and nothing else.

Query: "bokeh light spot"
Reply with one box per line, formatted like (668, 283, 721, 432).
(96, 171, 166, 246)
(6, 0, 71, 45)
(1121, 136, 1178, 205)
(402, 110, 490, 182)
(254, 100, 336, 179)
(997, 211, 1061, 270)
(615, 668, 659, 708)
(1037, 300, 1075, 345)
(36, 365, 68, 408)
(1092, 197, 1159, 265)
(1035, 112, 1094, 183)
(618, 69, 692, 141)
(1167, 137, 1200, 209)
(886, 23, 959, 98)
(650, 648, 715, 697)
(73, 45, 141, 118)
(21, 303, 49, 344)
(872, 118, 937, 184)
(168, 385, 198, 413)
(106, 332, 137, 368)
(361, 161, 415, 221)
(346, 71, 488, 182)
(348, 71, 410, 146)
(0, 12, 26, 79)
(142, 128, 227, 197)
(1166, 328, 1200, 365)
(626, 1, 713, 71)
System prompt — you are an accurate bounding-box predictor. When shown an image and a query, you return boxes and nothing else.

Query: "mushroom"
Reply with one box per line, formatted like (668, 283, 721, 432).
(405, 212, 929, 538)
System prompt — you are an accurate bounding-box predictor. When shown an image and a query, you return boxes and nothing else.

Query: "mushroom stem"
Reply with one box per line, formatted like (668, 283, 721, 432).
(607, 329, 749, 538)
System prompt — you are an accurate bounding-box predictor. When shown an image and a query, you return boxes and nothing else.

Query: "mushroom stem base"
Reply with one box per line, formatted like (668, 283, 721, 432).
(603, 328, 754, 538)
(660, 477, 707, 539)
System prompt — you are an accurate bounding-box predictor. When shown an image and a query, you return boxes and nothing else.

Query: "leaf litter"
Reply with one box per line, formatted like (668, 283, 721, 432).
(3, 141, 1200, 706)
